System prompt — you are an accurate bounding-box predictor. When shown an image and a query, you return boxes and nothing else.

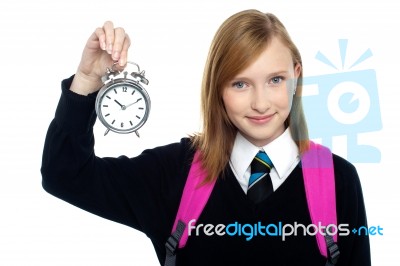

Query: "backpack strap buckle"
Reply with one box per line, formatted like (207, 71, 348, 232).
(324, 229, 340, 265)
(164, 220, 186, 266)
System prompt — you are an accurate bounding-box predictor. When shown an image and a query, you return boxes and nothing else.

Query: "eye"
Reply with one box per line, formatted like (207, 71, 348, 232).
(269, 76, 284, 84)
(232, 81, 247, 89)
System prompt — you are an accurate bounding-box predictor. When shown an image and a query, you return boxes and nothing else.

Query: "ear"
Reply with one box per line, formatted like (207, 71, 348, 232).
(293, 63, 301, 95)
(294, 63, 301, 79)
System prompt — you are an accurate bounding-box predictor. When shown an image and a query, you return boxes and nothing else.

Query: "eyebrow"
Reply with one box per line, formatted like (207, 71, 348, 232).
(232, 70, 290, 80)
(267, 70, 290, 77)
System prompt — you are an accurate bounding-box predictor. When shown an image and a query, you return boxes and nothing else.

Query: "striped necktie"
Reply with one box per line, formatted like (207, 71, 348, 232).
(247, 151, 273, 204)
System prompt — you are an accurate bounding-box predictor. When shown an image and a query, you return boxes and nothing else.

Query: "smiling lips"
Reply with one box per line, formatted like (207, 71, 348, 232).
(247, 113, 275, 124)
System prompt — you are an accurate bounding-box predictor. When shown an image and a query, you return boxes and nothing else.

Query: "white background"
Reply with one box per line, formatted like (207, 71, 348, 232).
(0, 0, 399, 265)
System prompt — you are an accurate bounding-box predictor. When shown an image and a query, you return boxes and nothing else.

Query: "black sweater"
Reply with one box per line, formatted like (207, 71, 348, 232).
(41, 76, 371, 265)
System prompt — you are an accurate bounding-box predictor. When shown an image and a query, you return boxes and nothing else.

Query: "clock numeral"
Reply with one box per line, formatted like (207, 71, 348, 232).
(121, 122, 124, 128)
(139, 107, 144, 110)
(105, 113, 110, 117)
(130, 121, 133, 126)
(136, 115, 141, 119)
(114, 89, 118, 94)
(106, 96, 111, 99)
(112, 120, 116, 125)
(103, 105, 108, 107)
(131, 90, 136, 95)
(122, 86, 127, 92)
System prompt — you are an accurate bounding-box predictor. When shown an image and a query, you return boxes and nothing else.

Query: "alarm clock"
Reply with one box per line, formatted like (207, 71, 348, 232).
(95, 62, 150, 137)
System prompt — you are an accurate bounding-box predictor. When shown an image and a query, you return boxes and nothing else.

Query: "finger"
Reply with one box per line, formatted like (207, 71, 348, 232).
(103, 21, 115, 54)
(112, 27, 126, 61)
(118, 33, 131, 66)
(94, 27, 106, 51)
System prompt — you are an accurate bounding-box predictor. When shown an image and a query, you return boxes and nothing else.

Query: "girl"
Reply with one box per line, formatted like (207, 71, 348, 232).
(41, 9, 371, 265)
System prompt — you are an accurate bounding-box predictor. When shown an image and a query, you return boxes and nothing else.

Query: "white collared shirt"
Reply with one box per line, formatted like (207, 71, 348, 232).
(229, 128, 300, 193)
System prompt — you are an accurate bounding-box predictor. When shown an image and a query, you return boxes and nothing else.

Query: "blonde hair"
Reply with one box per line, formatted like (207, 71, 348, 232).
(192, 9, 309, 183)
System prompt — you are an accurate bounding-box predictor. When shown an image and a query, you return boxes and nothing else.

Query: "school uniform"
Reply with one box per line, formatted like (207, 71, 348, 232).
(41, 76, 371, 265)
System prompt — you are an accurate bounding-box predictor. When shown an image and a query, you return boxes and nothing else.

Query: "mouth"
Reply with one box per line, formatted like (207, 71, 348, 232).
(246, 113, 275, 124)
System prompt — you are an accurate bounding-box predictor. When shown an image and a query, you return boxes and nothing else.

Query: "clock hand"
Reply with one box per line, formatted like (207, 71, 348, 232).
(114, 99, 126, 109)
(125, 98, 142, 108)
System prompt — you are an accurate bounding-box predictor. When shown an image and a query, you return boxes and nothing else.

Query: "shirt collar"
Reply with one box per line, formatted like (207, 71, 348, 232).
(230, 128, 299, 179)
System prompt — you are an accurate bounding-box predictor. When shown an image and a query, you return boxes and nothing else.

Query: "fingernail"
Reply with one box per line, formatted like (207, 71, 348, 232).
(101, 42, 106, 50)
(119, 58, 125, 66)
(113, 51, 120, 60)
(107, 44, 113, 54)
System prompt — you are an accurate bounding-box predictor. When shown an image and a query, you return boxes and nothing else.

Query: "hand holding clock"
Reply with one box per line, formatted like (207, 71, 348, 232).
(68, 21, 150, 136)
(70, 21, 131, 96)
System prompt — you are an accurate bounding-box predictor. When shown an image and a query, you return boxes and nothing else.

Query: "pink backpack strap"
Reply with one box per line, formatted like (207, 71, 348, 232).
(164, 151, 216, 266)
(172, 151, 216, 247)
(165, 143, 339, 266)
(302, 141, 339, 264)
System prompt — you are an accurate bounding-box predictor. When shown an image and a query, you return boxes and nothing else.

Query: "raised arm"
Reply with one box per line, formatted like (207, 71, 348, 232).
(40, 22, 181, 233)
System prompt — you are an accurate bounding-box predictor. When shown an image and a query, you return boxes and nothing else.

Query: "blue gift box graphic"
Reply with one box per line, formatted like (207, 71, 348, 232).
(302, 39, 382, 163)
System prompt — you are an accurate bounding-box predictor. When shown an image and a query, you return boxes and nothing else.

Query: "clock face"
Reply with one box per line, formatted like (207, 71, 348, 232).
(97, 81, 150, 134)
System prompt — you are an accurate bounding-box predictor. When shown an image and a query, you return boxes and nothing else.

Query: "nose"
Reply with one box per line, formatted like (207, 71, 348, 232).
(251, 86, 270, 113)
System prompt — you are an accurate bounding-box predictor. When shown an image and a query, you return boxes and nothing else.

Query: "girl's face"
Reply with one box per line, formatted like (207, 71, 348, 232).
(222, 37, 301, 147)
